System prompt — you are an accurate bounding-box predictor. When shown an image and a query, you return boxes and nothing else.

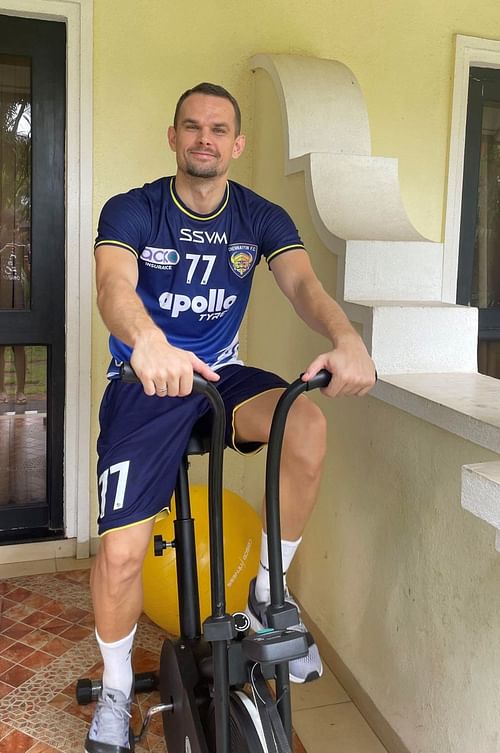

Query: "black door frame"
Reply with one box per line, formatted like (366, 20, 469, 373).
(0, 14, 65, 537)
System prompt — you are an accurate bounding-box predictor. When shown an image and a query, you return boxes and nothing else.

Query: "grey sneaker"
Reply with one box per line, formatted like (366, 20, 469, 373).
(84, 687, 134, 753)
(245, 578, 323, 684)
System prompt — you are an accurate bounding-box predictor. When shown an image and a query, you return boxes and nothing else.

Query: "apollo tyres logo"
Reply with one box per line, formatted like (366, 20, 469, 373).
(158, 288, 237, 321)
(140, 246, 180, 270)
(157, 246, 238, 321)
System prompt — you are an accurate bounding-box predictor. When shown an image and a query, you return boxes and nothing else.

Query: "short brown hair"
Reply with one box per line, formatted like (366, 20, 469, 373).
(173, 82, 242, 135)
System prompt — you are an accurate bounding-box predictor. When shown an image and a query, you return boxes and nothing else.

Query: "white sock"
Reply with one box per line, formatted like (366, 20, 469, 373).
(255, 530, 302, 604)
(96, 624, 137, 698)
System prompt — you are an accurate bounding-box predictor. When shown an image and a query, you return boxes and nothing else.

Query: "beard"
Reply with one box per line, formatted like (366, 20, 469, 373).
(186, 163, 219, 179)
(184, 151, 221, 179)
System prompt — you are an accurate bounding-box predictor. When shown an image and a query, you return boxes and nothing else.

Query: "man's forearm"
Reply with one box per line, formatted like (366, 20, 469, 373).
(291, 277, 360, 347)
(97, 278, 166, 350)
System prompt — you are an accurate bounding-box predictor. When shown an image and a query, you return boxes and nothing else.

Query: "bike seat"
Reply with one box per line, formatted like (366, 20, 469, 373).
(185, 414, 223, 456)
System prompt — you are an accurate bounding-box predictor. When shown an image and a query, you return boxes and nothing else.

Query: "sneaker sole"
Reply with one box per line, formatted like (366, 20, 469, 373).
(244, 608, 324, 684)
(85, 745, 133, 752)
(290, 665, 323, 684)
(85, 730, 134, 752)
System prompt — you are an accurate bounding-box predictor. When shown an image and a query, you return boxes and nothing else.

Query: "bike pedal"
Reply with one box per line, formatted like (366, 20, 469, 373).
(134, 702, 173, 743)
(242, 628, 308, 664)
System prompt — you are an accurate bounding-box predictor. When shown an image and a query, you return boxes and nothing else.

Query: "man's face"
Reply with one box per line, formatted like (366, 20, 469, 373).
(168, 93, 245, 179)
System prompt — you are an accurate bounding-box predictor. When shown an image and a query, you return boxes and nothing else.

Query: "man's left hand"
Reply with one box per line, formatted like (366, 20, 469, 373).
(302, 334, 377, 398)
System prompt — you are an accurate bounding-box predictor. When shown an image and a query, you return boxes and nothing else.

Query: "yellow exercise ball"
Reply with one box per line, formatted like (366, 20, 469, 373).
(142, 485, 261, 635)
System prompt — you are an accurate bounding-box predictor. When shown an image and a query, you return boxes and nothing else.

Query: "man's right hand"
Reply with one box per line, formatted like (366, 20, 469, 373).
(130, 329, 219, 398)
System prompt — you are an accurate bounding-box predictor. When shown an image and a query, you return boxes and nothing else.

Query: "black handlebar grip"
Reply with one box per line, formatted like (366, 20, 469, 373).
(303, 369, 332, 391)
(120, 362, 332, 393)
(120, 362, 137, 382)
(119, 363, 209, 394)
(192, 373, 209, 394)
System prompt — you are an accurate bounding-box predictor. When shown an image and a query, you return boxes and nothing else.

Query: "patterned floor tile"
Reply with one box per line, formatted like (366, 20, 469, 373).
(145, 732, 167, 752)
(58, 625, 91, 643)
(0, 638, 14, 654)
(46, 694, 71, 712)
(0, 665, 34, 688)
(4, 588, 31, 603)
(41, 638, 73, 657)
(57, 607, 87, 623)
(17, 630, 52, 651)
(21, 594, 51, 611)
(2, 623, 32, 641)
(19, 651, 54, 671)
(0, 682, 14, 701)
(20, 613, 52, 630)
(0, 728, 34, 752)
(39, 602, 64, 618)
(2, 604, 35, 623)
(0, 658, 14, 676)
(2, 643, 33, 665)
(1, 598, 18, 613)
(0, 618, 15, 635)
(26, 743, 63, 753)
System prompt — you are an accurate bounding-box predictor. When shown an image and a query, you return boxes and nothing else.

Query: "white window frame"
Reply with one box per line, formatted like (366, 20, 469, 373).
(0, 0, 93, 555)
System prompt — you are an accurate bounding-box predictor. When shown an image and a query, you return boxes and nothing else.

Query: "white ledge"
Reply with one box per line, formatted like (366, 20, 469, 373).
(462, 462, 500, 551)
(374, 373, 500, 454)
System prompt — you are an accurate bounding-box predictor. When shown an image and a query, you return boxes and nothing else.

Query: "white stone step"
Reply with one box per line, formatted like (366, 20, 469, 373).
(344, 240, 443, 301)
(350, 301, 478, 374)
(462, 462, 500, 551)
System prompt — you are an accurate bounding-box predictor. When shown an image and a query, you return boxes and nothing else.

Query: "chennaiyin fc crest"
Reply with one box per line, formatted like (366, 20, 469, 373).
(228, 243, 258, 278)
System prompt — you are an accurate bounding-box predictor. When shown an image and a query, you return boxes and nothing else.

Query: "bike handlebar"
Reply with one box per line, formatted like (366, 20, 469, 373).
(120, 362, 332, 395)
(119, 362, 213, 396)
(302, 369, 332, 391)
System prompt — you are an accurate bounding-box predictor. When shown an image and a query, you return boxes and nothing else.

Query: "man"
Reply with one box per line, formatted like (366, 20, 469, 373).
(86, 82, 376, 753)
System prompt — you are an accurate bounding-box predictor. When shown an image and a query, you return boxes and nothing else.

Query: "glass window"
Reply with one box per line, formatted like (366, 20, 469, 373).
(0, 345, 47, 508)
(0, 54, 31, 311)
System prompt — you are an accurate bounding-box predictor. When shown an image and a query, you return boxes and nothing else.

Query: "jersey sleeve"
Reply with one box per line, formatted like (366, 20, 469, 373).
(258, 202, 306, 267)
(94, 190, 151, 258)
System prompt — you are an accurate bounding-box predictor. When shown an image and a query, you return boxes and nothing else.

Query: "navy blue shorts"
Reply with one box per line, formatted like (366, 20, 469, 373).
(96, 364, 287, 535)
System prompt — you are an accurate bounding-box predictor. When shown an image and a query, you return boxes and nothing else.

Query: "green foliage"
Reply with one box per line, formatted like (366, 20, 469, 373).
(1, 70, 31, 229)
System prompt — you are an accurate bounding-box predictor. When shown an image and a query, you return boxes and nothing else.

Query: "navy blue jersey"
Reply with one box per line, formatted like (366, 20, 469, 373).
(95, 177, 305, 372)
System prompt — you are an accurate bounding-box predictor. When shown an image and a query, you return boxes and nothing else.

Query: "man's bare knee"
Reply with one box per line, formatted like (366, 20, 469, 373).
(283, 397, 327, 473)
(93, 531, 148, 591)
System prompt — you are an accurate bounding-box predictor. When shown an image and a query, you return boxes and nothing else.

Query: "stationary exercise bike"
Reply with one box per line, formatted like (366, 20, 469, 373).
(77, 366, 331, 753)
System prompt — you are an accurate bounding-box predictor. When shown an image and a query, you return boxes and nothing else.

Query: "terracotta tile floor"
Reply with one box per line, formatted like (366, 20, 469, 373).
(0, 568, 307, 753)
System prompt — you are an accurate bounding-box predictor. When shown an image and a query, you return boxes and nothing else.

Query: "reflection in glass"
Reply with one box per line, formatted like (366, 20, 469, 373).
(473, 103, 500, 380)
(478, 341, 500, 380)
(0, 345, 47, 507)
(473, 103, 500, 310)
(0, 54, 31, 311)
